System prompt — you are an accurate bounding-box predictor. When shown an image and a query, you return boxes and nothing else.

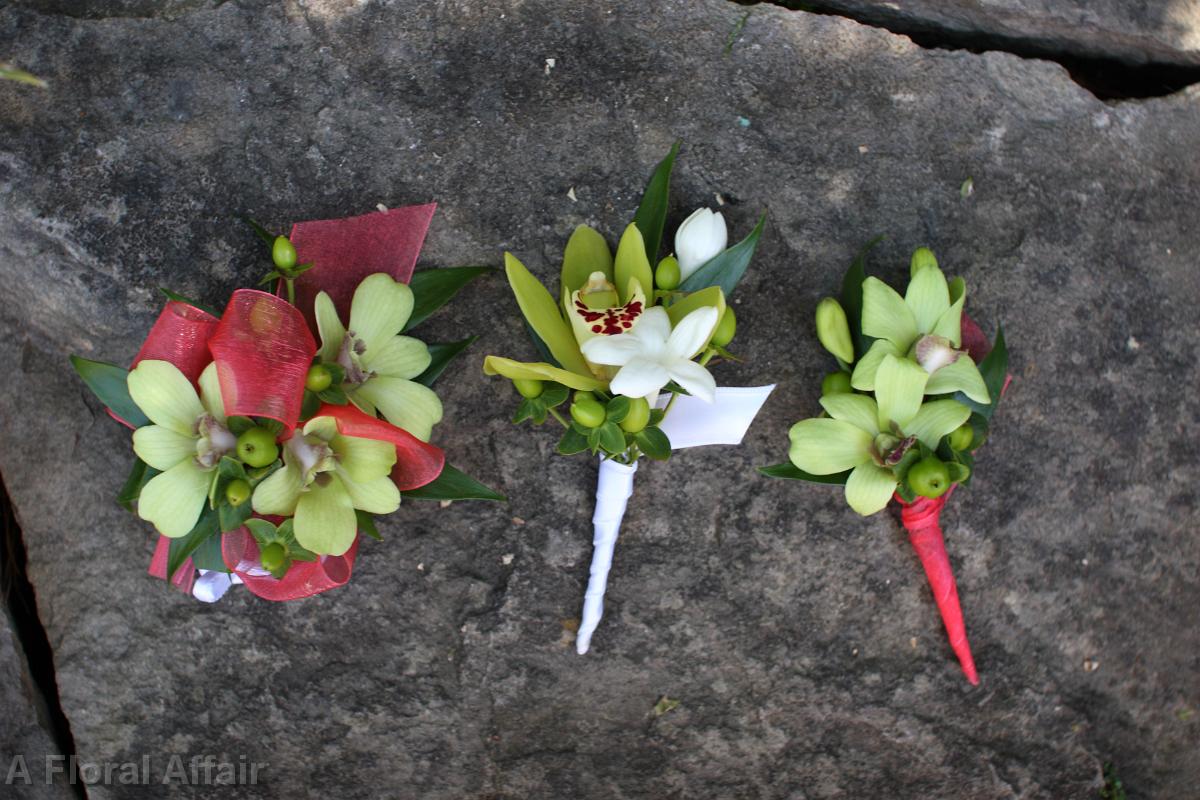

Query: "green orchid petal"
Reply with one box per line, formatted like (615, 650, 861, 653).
(849, 339, 900, 391)
(482, 356, 604, 392)
(818, 393, 880, 436)
(665, 286, 726, 330)
(561, 225, 614, 294)
(350, 274, 414, 356)
(314, 291, 346, 362)
(137, 459, 211, 538)
(294, 474, 358, 556)
(302, 415, 339, 441)
(330, 433, 397, 483)
(251, 459, 303, 516)
(875, 354, 929, 431)
(336, 469, 401, 515)
(197, 362, 225, 422)
(349, 393, 376, 417)
(363, 335, 431, 380)
(132, 424, 196, 471)
(926, 357, 991, 404)
(355, 376, 443, 442)
(844, 462, 898, 516)
(504, 252, 592, 378)
(613, 223, 654, 306)
(931, 292, 965, 347)
(127, 360, 204, 436)
(861, 277, 919, 351)
(904, 264, 951, 334)
(906, 399, 972, 448)
(788, 418, 873, 475)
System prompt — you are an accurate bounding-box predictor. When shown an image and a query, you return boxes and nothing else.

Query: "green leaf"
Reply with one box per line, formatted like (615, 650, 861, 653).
(70, 356, 149, 427)
(632, 140, 680, 264)
(323, 363, 346, 385)
(512, 398, 536, 425)
(895, 479, 917, 503)
(226, 415, 255, 435)
(240, 215, 276, 246)
(158, 287, 220, 317)
(219, 500, 252, 533)
(556, 426, 590, 455)
(0, 64, 47, 88)
(635, 426, 671, 461)
(540, 382, 570, 408)
(676, 213, 766, 298)
(257, 271, 283, 286)
(317, 385, 349, 405)
(605, 396, 631, 424)
(404, 266, 493, 332)
(758, 463, 851, 485)
(289, 545, 318, 562)
(596, 421, 626, 454)
(189, 527, 229, 572)
(415, 337, 478, 387)
(356, 510, 382, 541)
(957, 325, 1008, 419)
(300, 390, 321, 420)
(403, 464, 506, 501)
(243, 518, 277, 546)
(840, 235, 884, 359)
(946, 462, 971, 484)
(648, 408, 666, 427)
(116, 458, 158, 512)
(166, 505, 220, 580)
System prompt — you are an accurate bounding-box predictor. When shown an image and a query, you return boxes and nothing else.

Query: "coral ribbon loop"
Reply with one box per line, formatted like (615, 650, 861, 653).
(315, 402, 445, 491)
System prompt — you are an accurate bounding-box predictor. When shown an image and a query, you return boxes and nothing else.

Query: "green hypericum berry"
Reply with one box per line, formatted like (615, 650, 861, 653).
(225, 479, 252, 507)
(305, 364, 333, 393)
(948, 423, 974, 452)
(620, 397, 651, 433)
(710, 306, 737, 347)
(236, 426, 279, 468)
(574, 391, 596, 403)
(908, 456, 951, 499)
(821, 371, 852, 396)
(272, 236, 297, 270)
(570, 399, 606, 429)
(910, 247, 938, 275)
(260, 542, 286, 573)
(655, 256, 681, 291)
(513, 378, 544, 399)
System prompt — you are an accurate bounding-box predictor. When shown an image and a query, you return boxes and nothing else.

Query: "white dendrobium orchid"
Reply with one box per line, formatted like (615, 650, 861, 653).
(581, 305, 720, 403)
(127, 360, 232, 538)
(852, 262, 990, 404)
(789, 354, 971, 515)
(674, 207, 727, 281)
(314, 273, 443, 441)
(251, 416, 400, 557)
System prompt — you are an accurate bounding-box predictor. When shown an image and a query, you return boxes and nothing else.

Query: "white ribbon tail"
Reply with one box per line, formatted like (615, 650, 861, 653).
(192, 569, 243, 603)
(576, 457, 638, 655)
(656, 385, 775, 449)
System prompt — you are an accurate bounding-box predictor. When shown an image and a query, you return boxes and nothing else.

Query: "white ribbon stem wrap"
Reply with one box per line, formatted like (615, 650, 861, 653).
(575, 385, 774, 654)
(576, 457, 638, 655)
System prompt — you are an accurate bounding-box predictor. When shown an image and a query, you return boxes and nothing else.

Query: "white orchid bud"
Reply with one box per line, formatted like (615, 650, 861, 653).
(674, 208, 727, 281)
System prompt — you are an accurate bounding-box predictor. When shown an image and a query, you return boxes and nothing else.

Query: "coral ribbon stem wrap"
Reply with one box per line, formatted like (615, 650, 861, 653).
(207, 289, 316, 433)
(897, 487, 979, 685)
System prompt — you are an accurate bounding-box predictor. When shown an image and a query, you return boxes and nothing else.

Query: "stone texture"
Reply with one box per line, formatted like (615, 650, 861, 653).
(0, 0, 1198, 798)
(786, 0, 1200, 68)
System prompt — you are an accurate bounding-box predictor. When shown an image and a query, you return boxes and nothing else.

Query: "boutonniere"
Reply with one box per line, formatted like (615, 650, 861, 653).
(484, 145, 774, 652)
(764, 242, 1009, 683)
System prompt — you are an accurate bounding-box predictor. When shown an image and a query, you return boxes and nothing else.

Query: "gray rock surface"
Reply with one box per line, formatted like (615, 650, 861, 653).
(0, 610, 74, 799)
(1, 0, 1198, 797)
(784, 0, 1200, 68)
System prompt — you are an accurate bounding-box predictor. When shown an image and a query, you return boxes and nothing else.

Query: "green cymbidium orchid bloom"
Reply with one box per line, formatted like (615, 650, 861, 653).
(789, 354, 971, 515)
(251, 416, 399, 557)
(314, 273, 443, 442)
(127, 360, 232, 538)
(852, 263, 990, 404)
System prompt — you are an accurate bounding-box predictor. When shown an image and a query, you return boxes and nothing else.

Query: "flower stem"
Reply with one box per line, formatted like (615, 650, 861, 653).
(286, 278, 296, 306)
(548, 407, 571, 429)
